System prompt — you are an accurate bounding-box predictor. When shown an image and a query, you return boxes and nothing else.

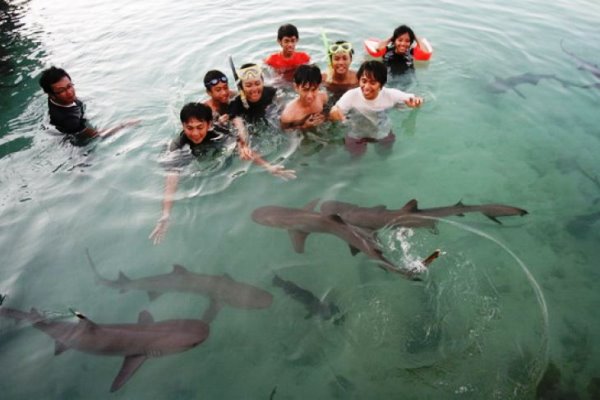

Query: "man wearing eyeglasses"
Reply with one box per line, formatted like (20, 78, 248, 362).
(39, 66, 138, 141)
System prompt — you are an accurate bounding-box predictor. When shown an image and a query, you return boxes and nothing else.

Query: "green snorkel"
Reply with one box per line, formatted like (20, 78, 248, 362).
(321, 30, 333, 83)
(228, 55, 249, 109)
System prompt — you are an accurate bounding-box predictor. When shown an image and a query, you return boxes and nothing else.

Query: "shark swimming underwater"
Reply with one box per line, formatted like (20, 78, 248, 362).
(251, 200, 416, 277)
(0, 307, 210, 392)
(319, 199, 528, 231)
(86, 250, 272, 320)
(561, 40, 600, 80)
(272, 274, 342, 322)
(488, 73, 587, 98)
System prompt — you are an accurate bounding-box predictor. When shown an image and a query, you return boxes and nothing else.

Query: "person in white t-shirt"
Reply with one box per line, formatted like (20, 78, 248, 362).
(329, 60, 423, 156)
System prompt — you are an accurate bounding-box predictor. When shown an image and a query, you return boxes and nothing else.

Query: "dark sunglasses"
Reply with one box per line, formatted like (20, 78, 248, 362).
(204, 76, 228, 88)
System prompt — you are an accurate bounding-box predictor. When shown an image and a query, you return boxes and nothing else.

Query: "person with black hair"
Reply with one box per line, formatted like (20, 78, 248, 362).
(149, 102, 230, 244)
(265, 23, 311, 80)
(280, 64, 328, 130)
(202, 69, 233, 126)
(39, 66, 138, 141)
(379, 25, 423, 75)
(322, 40, 358, 100)
(330, 60, 423, 156)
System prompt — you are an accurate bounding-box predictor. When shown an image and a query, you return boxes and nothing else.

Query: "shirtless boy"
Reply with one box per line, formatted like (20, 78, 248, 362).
(280, 64, 328, 130)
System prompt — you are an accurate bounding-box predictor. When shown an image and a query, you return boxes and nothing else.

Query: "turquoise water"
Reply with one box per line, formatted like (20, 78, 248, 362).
(1, 0, 599, 398)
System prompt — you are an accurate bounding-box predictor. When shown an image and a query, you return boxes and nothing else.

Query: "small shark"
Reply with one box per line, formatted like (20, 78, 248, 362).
(320, 199, 528, 231)
(272, 274, 342, 322)
(86, 250, 272, 321)
(489, 73, 586, 98)
(0, 307, 209, 392)
(251, 200, 414, 277)
(561, 40, 600, 80)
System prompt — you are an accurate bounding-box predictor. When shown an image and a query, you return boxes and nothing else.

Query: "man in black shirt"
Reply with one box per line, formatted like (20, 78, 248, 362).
(149, 102, 229, 244)
(39, 66, 138, 140)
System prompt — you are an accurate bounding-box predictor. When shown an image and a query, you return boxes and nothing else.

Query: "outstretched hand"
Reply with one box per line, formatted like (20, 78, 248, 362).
(267, 165, 297, 181)
(404, 97, 423, 108)
(149, 216, 169, 245)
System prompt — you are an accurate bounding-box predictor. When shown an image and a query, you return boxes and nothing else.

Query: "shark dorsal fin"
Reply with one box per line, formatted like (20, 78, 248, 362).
(303, 198, 320, 211)
(454, 200, 465, 216)
(72, 310, 99, 330)
(30, 307, 42, 319)
(117, 271, 131, 283)
(349, 245, 360, 256)
(138, 310, 154, 324)
(222, 273, 233, 280)
(172, 264, 188, 274)
(54, 341, 69, 355)
(401, 199, 419, 212)
(329, 214, 346, 224)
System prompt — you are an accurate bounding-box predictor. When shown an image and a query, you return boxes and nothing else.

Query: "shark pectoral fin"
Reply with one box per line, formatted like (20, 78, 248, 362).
(117, 271, 131, 284)
(147, 291, 163, 301)
(110, 355, 147, 392)
(485, 215, 503, 224)
(288, 230, 309, 253)
(54, 341, 69, 355)
(172, 264, 188, 274)
(401, 199, 419, 212)
(349, 245, 360, 256)
(513, 88, 526, 99)
(137, 310, 154, 324)
(202, 299, 223, 324)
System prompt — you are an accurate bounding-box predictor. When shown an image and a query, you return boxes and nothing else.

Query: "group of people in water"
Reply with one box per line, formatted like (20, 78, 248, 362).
(38, 23, 427, 244)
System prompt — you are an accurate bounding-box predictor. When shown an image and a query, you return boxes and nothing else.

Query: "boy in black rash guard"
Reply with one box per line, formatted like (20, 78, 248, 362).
(150, 102, 229, 245)
(39, 66, 138, 142)
(229, 63, 295, 180)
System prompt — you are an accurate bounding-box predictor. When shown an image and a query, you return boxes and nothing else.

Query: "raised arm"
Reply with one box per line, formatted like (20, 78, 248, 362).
(149, 172, 180, 245)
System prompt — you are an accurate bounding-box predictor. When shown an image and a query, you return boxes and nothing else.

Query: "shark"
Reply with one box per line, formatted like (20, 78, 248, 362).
(319, 199, 528, 231)
(488, 73, 588, 98)
(561, 40, 600, 80)
(272, 274, 342, 323)
(86, 250, 272, 322)
(251, 200, 416, 277)
(0, 307, 209, 392)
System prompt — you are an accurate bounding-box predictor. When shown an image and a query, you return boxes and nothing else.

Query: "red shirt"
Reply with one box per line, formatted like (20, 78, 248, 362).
(264, 51, 311, 69)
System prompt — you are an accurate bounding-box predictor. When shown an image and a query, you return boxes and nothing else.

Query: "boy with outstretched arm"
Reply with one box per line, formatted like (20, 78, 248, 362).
(329, 60, 423, 157)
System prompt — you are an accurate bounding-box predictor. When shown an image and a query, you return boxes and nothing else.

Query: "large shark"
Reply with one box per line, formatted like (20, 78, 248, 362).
(0, 307, 209, 392)
(320, 199, 528, 231)
(561, 40, 600, 80)
(251, 200, 415, 277)
(272, 274, 342, 323)
(86, 251, 272, 321)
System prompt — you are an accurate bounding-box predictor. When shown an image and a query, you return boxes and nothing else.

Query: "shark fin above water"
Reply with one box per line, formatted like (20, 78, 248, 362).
(110, 354, 147, 392)
(288, 230, 309, 253)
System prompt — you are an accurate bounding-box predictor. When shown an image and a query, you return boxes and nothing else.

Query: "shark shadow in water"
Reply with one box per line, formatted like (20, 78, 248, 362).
(488, 72, 589, 98)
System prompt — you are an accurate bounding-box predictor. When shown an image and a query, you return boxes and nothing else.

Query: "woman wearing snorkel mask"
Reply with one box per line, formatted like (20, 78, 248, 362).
(229, 63, 296, 180)
(322, 40, 358, 100)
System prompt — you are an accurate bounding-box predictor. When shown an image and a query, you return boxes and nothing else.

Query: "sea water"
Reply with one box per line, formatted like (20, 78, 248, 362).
(0, 0, 599, 398)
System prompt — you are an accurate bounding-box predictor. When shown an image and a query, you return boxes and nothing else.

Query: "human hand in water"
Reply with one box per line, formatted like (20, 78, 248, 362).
(267, 165, 297, 181)
(149, 215, 169, 245)
(404, 97, 423, 108)
(238, 144, 255, 160)
(303, 113, 325, 129)
(217, 114, 229, 125)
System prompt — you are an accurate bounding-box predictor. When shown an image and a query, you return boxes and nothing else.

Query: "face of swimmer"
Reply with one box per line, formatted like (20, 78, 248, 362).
(331, 52, 352, 76)
(51, 76, 77, 105)
(359, 72, 382, 101)
(394, 32, 412, 55)
(242, 78, 264, 103)
(208, 81, 230, 106)
(182, 117, 211, 144)
(278, 36, 298, 58)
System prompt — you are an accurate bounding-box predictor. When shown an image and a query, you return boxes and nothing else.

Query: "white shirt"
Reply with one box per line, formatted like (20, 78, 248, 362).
(335, 87, 414, 139)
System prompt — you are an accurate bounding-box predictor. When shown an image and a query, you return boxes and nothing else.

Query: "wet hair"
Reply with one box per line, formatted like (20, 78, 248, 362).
(203, 70, 227, 89)
(329, 40, 354, 62)
(357, 61, 387, 86)
(294, 64, 322, 87)
(39, 66, 71, 95)
(277, 24, 299, 41)
(391, 25, 416, 44)
(180, 102, 212, 124)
